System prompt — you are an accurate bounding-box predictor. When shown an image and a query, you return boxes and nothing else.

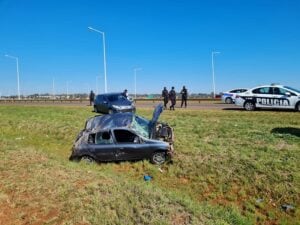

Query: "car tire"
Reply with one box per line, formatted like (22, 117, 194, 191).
(94, 106, 98, 113)
(150, 152, 166, 165)
(81, 155, 95, 164)
(225, 97, 233, 104)
(296, 102, 300, 112)
(244, 101, 255, 111)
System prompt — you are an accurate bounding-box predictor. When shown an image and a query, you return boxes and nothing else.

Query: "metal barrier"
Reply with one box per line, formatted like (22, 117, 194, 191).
(0, 98, 221, 104)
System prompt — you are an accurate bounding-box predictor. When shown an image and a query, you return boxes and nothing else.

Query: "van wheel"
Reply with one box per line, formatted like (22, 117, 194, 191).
(244, 101, 255, 111)
(94, 106, 98, 113)
(150, 152, 166, 165)
(225, 97, 233, 104)
(81, 156, 95, 164)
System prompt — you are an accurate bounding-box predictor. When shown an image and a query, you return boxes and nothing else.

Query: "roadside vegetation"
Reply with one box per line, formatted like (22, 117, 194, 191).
(0, 105, 299, 224)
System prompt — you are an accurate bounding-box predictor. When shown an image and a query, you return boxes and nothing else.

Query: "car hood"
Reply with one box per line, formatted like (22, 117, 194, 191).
(150, 103, 163, 124)
(110, 99, 133, 106)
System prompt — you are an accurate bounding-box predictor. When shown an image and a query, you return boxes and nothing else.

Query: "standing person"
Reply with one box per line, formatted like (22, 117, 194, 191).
(161, 87, 169, 109)
(89, 90, 95, 106)
(122, 89, 128, 99)
(169, 86, 176, 110)
(180, 85, 188, 108)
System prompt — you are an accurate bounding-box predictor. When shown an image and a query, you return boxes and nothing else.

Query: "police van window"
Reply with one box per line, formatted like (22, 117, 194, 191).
(252, 87, 272, 94)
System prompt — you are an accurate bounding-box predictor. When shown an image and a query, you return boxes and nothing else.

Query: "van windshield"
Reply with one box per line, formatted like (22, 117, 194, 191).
(107, 94, 126, 102)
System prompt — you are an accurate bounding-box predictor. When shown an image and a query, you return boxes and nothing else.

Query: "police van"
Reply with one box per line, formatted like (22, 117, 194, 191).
(235, 84, 300, 111)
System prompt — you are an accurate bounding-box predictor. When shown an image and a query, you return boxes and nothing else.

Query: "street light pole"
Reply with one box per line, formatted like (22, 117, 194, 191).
(88, 26, 108, 93)
(134, 68, 142, 99)
(5, 54, 20, 100)
(211, 51, 220, 98)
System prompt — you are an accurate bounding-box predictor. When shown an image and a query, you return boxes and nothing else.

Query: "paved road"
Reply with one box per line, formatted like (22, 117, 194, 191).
(136, 102, 241, 110)
(0, 100, 242, 110)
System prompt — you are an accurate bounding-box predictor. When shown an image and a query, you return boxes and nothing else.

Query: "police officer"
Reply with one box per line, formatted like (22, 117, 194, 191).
(169, 87, 176, 110)
(161, 87, 169, 109)
(89, 90, 95, 106)
(180, 85, 188, 108)
(122, 89, 128, 99)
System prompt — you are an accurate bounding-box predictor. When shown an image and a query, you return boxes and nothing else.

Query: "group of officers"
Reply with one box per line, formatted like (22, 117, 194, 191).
(162, 86, 188, 110)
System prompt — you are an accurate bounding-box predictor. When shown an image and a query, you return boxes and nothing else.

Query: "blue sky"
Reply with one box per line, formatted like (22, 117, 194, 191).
(0, 0, 299, 95)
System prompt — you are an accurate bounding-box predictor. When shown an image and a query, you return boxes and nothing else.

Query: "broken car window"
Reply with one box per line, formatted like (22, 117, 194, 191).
(131, 116, 150, 139)
(114, 130, 139, 143)
(95, 131, 113, 144)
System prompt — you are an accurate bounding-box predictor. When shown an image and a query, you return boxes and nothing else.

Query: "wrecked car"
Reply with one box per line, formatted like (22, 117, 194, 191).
(69, 104, 174, 164)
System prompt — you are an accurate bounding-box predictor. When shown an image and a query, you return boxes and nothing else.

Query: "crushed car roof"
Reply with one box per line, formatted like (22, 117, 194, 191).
(85, 104, 164, 132)
(86, 113, 133, 131)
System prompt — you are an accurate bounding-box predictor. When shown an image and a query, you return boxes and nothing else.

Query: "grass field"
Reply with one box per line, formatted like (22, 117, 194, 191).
(0, 105, 299, 225)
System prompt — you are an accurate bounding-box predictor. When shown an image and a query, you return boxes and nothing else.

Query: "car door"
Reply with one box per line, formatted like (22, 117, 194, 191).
(272, 87, 295, 109)
(113, 129, 150, 161)
(98, 96, 110, 113)
(252, 87, 274, 108)
(89, 131, 116, 161)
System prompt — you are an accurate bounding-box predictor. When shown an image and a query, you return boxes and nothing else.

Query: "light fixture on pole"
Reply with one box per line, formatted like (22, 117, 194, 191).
(211, 51, 220, 98)
(5, 54, 20, 100)
(134, 68, 142, 99)
(88, 26, 108, 93)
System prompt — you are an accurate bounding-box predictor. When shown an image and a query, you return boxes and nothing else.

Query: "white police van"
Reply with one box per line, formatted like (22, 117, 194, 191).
(235, 84, 300, 111)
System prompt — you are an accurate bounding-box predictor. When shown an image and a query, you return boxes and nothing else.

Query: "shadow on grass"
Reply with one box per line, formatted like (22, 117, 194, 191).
(222, 108, 245, 111)
(271, 127, 300, 137)
(223, 108, 297, 112)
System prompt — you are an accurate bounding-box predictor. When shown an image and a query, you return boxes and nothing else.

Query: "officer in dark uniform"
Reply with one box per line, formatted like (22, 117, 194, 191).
(161, 87, 169, 109)
(122, 89, 128, 99)
(89, 90, 95, 106)
(169, 87, 176, 110)
(180, 85, 188, 108)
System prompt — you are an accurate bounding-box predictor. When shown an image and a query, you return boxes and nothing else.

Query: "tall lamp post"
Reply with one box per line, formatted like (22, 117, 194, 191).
(211, 51, 220, 98)
(5, 54, 20, 100)
(134, 68, 142, 99)
(88, 26, 107, 93)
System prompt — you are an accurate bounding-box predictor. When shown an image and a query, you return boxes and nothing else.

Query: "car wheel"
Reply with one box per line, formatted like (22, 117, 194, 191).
(81, 155, 95, 164)
(296, 102, 300, 112)
(150, 152, 166, 165)
(94, 106, 98, 113)
(225, 97, 233, 104)
(244, 101, 255, 111)
(108, 109, 113, 114)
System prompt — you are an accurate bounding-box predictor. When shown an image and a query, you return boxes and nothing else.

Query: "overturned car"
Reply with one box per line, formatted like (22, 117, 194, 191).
(69, 104, 174, 164)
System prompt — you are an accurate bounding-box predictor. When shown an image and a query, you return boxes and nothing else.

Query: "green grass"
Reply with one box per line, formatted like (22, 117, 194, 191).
(0, 105, 299, 225)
